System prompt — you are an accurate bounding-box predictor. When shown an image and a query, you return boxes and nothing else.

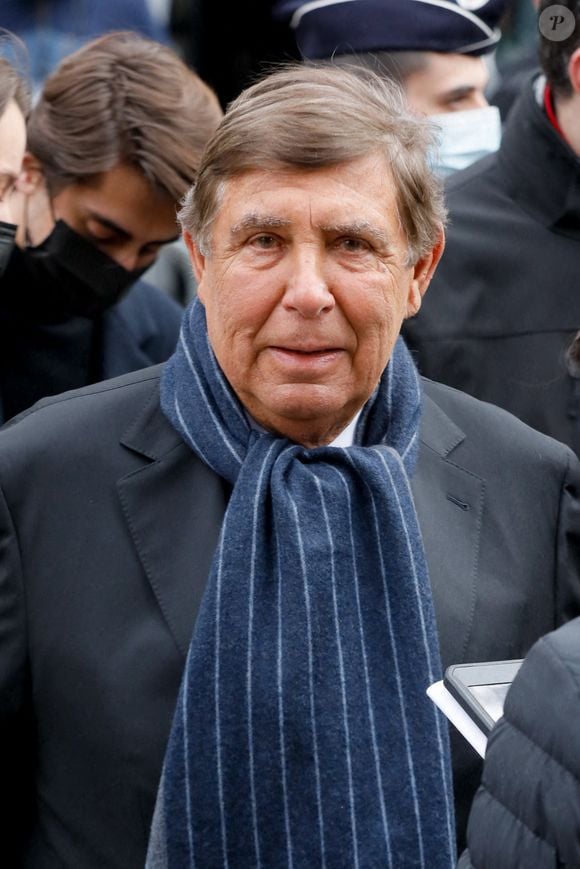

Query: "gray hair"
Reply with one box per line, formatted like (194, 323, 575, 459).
(178, 63, 446, 265)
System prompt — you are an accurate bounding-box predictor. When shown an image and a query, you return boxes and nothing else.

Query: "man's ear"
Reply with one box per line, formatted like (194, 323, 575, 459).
(17, 152, 45, 196)
(14, 152, 53, 247)
(406, 227, 445, 318)
(183, 229, 207, 299)
(568, 47, 580, 95)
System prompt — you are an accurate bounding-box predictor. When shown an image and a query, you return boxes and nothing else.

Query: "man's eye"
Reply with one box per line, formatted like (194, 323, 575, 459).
(141, 243, 162, 257)
(87, 229, 117, 244)
(249, 234, 279, 250)
(86, 221, 120, 244)
(445, 95, 475, 111)
(337, 237, 371, 253)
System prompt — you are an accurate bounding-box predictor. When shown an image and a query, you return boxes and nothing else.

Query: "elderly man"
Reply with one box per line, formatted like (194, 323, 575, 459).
(0, 65, 579, 868)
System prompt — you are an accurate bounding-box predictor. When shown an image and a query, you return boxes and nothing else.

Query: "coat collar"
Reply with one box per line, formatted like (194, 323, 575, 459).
(118, 381, 482, 668)
(118, 383, 229, 658)
(497, 75, 580, 239)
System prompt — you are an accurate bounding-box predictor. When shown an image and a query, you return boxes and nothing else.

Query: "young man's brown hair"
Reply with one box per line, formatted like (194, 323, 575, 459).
(27, 31, 222, 199)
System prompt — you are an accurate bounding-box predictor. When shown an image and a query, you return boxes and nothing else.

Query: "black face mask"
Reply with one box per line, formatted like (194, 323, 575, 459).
(0, 221, 17, 278)
(23, 220, 148, 319)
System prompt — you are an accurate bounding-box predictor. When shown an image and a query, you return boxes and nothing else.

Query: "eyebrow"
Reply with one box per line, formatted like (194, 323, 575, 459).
(0, 172, 18, 200)
(229, 214, 291, 237)
(441, 85, 477, 102)
(89, 213, 180, 246)
(0, 170, 18, 186)
(230, 214, 390, 247)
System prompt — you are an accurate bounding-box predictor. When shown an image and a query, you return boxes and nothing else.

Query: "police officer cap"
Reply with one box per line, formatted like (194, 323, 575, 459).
(275, 0, 506, 58)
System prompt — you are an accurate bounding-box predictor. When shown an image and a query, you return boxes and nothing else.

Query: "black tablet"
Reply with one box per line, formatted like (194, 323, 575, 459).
(444, 659, 523, 735)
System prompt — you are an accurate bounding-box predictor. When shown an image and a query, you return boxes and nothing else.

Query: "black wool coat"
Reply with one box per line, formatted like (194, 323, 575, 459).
(0, 272, 182, 424)
(404, 76, 580, 455)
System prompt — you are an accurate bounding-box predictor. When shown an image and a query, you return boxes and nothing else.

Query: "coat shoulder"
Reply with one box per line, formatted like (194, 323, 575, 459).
(0, 366, 164, 459)
(444, 151, 500, 202)
(422, 377, 575, 469)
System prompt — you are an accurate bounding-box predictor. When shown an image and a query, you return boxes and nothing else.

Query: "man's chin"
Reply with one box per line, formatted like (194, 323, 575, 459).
(256, 384, 344, 419)
(245, 386, 362, 445)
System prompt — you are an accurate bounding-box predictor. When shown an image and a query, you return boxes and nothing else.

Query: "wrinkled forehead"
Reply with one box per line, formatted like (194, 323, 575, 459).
(214, 154, 399, 219)
(201, 156, 412, 261)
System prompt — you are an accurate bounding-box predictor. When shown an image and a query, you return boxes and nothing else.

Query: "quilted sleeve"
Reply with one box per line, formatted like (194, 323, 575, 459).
(465, 621, 580, 868)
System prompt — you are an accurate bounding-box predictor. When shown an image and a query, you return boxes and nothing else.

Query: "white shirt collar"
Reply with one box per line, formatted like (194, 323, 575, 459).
(327, 411, 360, 447)
(245, 409, 362, 447)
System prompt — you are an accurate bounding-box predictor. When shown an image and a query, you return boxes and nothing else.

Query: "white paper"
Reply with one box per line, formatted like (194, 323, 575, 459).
(427, 681, 487, 758)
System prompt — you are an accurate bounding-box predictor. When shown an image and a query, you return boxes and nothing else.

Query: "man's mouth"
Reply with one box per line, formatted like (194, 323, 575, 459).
(268, 346, 344, 367)
(274, 346, 339, 354)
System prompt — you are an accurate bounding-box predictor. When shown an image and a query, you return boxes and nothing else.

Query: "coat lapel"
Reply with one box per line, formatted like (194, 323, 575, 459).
(413, 394, 485, 668)
(117, 383, 484, 669)
(117, 390, 228, 658)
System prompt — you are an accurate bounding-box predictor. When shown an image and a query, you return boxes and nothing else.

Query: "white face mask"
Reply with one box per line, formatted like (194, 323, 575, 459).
(429, 105, 502, 178)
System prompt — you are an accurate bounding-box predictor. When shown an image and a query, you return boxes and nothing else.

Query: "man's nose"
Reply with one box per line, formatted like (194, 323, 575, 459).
(109, 245, 142, 273)
(471, 92, 489, 110)
(282, 248, 335, 317)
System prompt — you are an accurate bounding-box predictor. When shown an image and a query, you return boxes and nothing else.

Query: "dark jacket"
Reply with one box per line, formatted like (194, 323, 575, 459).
(0, 367, 579, 867)
(0, 277, 182, 424)
(100, 280, 183, 379)
(460, 617, 580, 869)
(404, 76, 580, 455)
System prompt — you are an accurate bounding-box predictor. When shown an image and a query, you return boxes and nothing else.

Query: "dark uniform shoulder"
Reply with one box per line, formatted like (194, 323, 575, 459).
(444, 150, 498, 198)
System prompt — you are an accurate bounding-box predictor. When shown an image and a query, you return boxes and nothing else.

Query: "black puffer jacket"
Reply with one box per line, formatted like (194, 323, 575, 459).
(460, 617, 580, 868)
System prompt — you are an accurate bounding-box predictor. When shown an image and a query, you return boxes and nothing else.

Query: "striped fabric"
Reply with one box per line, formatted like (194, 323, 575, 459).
(147, 299, 455, 868)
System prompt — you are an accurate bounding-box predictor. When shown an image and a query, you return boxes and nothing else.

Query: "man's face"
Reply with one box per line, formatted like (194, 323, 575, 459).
(19, 161, 179, 270)
(51, 163, 180, 271)
(405, 52, 489, 115)
(188, 153, 443, 446)
(0, 99, 26, 224)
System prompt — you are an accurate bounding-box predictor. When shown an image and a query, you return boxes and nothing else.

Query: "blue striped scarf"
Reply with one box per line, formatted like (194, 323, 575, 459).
(147, 299, 455, 868)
